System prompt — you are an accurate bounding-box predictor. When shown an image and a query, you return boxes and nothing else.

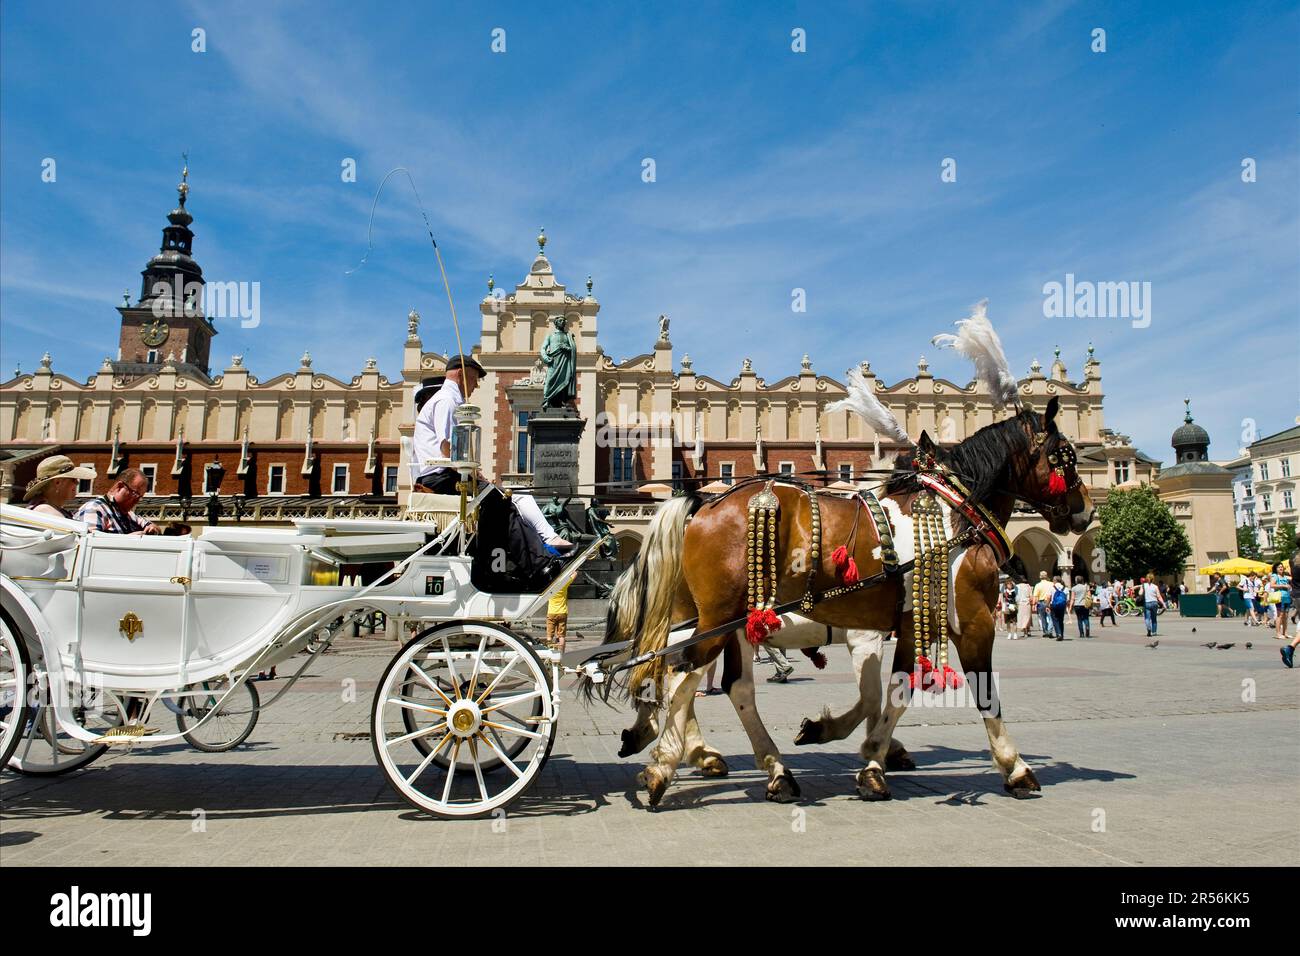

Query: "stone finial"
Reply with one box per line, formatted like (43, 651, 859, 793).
(859, 359, 872, 375)
(365, 356, 377, 371)
(917, 355, 930, 375)
(1087, 341, 1095, 360)
(300, 350, 312, 369)
(100, 357, 113, 372)
(586, 275, 593, 297)
(487, 274, 494, 293)
(1184, 398, 1193, 423)
(164, 351, 177, 367)
(39, 351, 52, 369)
(801, 353, 812, 371)
(407, 309, 420, 340)
(13, 362, 20, 377)
(537, 227, 547, 253)
(1030, 358, 1042, 375)
(231, 354, 244, 368)
(658, 314, 670, 342)
(742, 357, 753, 373)
(681, 353, 693, 372)
(122, 290, 131, 306)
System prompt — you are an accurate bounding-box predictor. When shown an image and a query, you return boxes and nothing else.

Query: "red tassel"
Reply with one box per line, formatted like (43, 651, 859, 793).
(938, 665, 964, 690)
(1048, 471, 1067, 496)
(831, 545, 849, 570)
(745, 609, 765, 645)
(909, 655, 935, 688)
(763, 608, 782, 632)
(802, 648, 827, 670)
(843, 557, 859, 584)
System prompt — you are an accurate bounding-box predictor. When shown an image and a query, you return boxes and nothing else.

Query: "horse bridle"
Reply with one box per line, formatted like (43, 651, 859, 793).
(1016, 429, 1084, 519)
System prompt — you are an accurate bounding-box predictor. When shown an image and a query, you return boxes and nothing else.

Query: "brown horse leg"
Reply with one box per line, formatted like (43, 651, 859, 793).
(954, 611, 1040, 798)
(722, 633, 800, 802)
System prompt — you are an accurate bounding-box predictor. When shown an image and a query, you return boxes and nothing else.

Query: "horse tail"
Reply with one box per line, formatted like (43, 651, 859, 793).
(576, 495, 694, 705)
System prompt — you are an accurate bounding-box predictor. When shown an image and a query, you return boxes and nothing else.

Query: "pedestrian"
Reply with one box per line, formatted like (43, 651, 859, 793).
(1049, 576, 1068, 642)
(1033, 571, 1056, 638)
(1142, 573, 1166, 637)
(546, 571, 577, 654)
(1097, 580, 1117, 627)
(1015, 577, 1033, 639)
(695, 660, 721, 696)
(1242, 573, 1261, 627)
(1270, 562, 1292, 642)
(765, 642, 795, 683)
(1214, 577, 1230, 618)
(1067, 576, 1092, 638)
(1000, 581, 1017, 637)
(1169, 581, 1182, 610)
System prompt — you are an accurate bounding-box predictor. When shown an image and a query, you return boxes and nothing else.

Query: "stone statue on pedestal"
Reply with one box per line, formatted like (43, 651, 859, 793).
(540, 315, 577, 410)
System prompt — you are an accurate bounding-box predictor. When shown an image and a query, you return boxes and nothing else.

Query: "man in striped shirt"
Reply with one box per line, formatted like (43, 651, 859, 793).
(74, 468, 159, 536)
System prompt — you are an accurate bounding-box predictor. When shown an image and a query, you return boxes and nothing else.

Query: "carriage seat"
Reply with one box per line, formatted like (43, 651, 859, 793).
(403, 492, 464, 530)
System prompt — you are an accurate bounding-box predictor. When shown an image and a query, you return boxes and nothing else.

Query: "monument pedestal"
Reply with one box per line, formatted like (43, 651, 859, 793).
(528, 407, 586, 500)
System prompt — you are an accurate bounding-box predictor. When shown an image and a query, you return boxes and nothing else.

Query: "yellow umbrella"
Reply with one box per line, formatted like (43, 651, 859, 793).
(1199, 557, 1271, 576)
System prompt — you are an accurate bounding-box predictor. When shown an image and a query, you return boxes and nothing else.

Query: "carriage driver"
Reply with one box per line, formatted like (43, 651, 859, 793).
(412, 355, 570, 590)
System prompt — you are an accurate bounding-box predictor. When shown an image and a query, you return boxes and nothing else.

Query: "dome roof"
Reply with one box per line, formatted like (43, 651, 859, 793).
(1171, 399, 1210, 456)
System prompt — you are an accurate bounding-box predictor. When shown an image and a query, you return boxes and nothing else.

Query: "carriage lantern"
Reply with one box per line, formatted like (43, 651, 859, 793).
(451, 404, 481, 471)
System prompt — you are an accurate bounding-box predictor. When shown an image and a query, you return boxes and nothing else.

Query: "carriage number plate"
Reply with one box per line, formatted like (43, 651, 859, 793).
(425, 575, 445, 595)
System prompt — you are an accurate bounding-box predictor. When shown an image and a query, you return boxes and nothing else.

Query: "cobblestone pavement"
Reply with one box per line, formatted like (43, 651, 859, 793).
(3, 612, 1298, 867)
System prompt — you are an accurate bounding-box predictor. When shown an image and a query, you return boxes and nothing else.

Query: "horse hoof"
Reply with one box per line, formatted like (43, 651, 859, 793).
(765, 771, 801, 803)
(699, 755, 729, 778)
(1004, 768, 1041, 799)
(856, 768, 892, 801)
(793, 717, 822, 746)
(886, 746, 916, 772)
(619, 728, 647, 759)
(639, 766, 669, 807)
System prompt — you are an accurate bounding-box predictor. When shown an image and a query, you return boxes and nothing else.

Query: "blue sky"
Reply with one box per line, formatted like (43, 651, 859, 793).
(2, 0, 1297, 463)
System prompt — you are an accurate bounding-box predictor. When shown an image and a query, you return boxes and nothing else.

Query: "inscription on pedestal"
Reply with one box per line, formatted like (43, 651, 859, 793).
(528, 412, 586, 498)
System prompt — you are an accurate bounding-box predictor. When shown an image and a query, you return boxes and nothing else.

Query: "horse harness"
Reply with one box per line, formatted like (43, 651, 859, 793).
(613, 473, 1013, 678)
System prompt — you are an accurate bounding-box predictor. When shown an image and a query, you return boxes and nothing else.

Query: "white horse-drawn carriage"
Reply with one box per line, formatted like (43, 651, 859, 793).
(0, 420, 611, 819)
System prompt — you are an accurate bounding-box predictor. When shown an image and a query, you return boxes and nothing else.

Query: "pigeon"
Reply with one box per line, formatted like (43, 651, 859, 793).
(1191, 627, 1197, 633)
(1200, 641, 1218, 648)
(1217, 643, 1235, 650)
(1246, 642, 1253, 649)
(1146, 641, 1159, 649)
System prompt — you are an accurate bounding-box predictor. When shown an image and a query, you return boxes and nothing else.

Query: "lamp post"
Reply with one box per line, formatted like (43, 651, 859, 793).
(204, 459, 226, 527)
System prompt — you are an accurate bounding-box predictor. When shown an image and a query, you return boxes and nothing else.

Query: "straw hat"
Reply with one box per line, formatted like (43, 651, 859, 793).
(24, 455, 96, 501)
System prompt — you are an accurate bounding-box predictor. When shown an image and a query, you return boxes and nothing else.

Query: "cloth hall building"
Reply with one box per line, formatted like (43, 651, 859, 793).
(1, 176, 1236, 590)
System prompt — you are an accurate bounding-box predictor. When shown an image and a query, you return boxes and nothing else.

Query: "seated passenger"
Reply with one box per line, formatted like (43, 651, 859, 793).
(24, 455, 97, 519)
(74, 468, 160, 536)
(412, 356, 567, 591)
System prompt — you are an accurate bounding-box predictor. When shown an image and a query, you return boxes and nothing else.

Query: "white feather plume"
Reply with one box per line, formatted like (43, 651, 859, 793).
(931, 299, 1021, 409)
(828, 365, 911, 444)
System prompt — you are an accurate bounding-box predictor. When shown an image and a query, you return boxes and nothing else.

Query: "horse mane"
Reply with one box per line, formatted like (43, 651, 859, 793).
(887, 408, 1040, 502)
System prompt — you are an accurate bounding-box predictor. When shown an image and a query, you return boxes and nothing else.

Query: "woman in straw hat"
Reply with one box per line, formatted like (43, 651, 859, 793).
(24, 455, 96, 519)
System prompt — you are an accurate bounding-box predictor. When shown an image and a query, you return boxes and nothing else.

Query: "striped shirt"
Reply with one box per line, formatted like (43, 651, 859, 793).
(74, 496, 156, 534)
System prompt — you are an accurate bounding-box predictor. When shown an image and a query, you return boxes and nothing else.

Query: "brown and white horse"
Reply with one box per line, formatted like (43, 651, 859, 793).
(587, 397, 1093, 806)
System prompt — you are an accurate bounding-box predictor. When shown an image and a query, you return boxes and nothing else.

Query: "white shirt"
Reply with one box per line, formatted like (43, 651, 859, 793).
(413, 379, 462, 480)
(1142, 581, 1162, 603)
(1098, 586, 1113, 609)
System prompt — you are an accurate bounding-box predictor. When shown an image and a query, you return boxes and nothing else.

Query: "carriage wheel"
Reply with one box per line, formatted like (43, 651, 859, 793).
(373, 621, 556, 819)
(7, 677, 124, 776)
(175, 678, 260, 752)
(0, 615, 32, 771)
(397, 655, 542, 774)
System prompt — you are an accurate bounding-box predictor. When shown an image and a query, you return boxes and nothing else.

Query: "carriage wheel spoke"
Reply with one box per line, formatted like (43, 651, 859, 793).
(441, 740, 460, 803)
(474, 653, 521, 705)
(468, 737, 489, 802)
(386, 721, 449, 749)
(481, 689, 544, 715)
(407, 661, 454, 708)
(385, 695, 446, 716)
(466, 635, 487, 696)
(477, 730, 524, 779)
(482, 719, 545, 740)
(405, 732, 453, 786)
(440, 635, 462, 699)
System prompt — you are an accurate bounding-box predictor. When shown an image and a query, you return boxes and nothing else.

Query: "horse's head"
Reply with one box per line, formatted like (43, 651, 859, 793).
(1014, 397, 1094, 534)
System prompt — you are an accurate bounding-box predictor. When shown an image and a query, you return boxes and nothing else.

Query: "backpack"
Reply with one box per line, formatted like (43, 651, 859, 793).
(1083, 588, 1095, 609)
(1051, 585, 1067, 610)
